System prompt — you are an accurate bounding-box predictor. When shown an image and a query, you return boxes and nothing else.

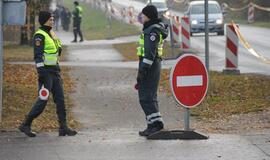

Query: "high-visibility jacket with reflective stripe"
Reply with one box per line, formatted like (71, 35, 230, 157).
(34, 29, 61, 66)
(76, 6, 83, 17)
(136, 33, 164, 57)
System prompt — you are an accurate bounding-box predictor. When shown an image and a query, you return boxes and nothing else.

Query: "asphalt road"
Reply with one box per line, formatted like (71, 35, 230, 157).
(112, 0, 270, 75)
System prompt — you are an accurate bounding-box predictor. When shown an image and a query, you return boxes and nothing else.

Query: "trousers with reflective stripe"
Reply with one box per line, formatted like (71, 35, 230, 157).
(138, 57, 163, 126)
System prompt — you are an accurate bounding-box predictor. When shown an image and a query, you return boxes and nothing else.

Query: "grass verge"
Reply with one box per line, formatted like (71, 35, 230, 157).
(63, 0, 141, 40)
(160, 70, 270, 120)
(0, 45, 81, 132)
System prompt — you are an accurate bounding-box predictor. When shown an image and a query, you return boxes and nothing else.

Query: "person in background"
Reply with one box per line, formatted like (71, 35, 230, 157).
(53, 5, 61, 31)
(61, 7, 71, 31)
(71, 1, 84, 42)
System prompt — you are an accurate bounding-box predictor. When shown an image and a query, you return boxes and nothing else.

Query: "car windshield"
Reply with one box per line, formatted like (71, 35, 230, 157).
(151, 2, 167, 9)
(190, 4, 220, 14)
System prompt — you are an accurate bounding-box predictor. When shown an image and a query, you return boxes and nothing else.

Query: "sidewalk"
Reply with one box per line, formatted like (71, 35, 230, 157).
(1, 30, 270, 160)
(0, 130, 269, 160)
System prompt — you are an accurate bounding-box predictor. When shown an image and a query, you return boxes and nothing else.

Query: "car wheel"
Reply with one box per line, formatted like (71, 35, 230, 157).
(190, 32, 193, 36)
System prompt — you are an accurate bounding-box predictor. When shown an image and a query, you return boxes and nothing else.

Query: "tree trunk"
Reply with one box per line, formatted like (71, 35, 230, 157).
(20, 0, 51, 45)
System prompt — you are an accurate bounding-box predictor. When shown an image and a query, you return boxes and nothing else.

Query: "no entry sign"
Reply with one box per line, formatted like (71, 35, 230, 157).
(170, 54, 208, 108)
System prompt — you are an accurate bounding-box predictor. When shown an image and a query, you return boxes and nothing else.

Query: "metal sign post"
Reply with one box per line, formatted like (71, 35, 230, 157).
(205, 0, 209, 71)
(0, 0, 3, 122)
(184, 108, 190, 130)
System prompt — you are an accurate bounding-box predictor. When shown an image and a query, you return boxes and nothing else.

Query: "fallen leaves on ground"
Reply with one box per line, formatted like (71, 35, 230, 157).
(0, 63, 81, 132)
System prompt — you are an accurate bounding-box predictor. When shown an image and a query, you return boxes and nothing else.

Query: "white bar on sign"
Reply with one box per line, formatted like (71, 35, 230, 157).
(177, 75, 203, 87)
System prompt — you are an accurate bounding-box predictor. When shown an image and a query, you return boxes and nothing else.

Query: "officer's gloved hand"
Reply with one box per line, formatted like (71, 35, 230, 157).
(140, 68, 148, 78)
(137, 69, 148, 83)
(37, 67, 48, 83)
(136, 72, 142, 84)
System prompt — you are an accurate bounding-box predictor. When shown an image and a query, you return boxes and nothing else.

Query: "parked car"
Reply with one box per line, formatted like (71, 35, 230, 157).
(147, 0, 171, 23)
(185, 1, 224, 36)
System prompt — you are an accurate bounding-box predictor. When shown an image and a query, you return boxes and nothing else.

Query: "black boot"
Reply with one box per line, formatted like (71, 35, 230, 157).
(147, 122, 164, 136)
(78, 31, 83, 42)
(72, 30, 77, 43)
(18, 116, 36, 137)
(139, 124, 153, 137)
(59, 122, 77, 136)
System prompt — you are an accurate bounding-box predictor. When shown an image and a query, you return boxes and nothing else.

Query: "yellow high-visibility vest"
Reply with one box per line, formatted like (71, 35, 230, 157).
(136, 33, 164, 57)
(76, 6, 83, 17)
(34, 29, 61, 66)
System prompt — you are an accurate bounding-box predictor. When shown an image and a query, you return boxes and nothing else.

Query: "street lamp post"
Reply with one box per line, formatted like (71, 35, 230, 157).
(205, 0, 209, 71)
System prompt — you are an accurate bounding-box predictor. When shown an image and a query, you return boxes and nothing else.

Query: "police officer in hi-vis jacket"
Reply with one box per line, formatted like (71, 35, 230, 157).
(71, 1, 84, 42)
(136, 5, 168, 137)
(19, 11, 77, 137)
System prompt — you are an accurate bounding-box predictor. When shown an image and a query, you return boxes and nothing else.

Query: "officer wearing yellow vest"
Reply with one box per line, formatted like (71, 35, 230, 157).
(136, 5, 168, 137)
(71, 1, 84, 42)
(19, 11, 77, 137)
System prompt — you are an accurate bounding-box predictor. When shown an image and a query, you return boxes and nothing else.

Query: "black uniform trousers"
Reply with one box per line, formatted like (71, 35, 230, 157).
(138, 57, 163, 127)
(73, 18, 83, 41)
(27, 72, 66, 123)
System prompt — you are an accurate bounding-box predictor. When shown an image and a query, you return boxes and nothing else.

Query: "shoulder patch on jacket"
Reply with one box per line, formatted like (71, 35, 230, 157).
(35, 38, 42, 46)
(150, 35, 156, 41)
(149, 32, 157, 42)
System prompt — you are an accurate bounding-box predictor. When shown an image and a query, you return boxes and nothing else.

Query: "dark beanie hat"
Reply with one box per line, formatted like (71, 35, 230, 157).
(142, 5, 158, 20)
(74, 1, 79, 5)
(38, 11, 52, 25)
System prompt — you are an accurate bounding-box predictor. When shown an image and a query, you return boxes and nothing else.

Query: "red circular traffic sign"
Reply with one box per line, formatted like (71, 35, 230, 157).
(170, 54, 208, 108)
